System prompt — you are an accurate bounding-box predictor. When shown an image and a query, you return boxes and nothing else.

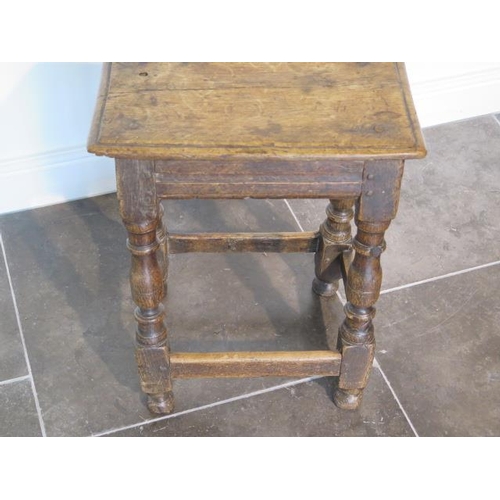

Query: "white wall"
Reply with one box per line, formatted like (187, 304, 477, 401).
(0, 63, 115, 215)
(406, 62, 500, 127)
(1, 62, 499, 215)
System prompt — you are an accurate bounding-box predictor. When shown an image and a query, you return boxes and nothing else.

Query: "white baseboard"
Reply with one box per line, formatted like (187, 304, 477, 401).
(0, 147, 116, 215)
(1, 66, 499, 215)
(409, 65, 500, 128)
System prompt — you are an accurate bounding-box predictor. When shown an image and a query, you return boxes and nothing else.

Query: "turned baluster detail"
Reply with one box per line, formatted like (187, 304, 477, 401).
(333, 219, 390, 409)
(126, 223, 173, 414)
(332, 160, 404, 409)
(117, 159, 174, 415)
(313, 199, 355, 297)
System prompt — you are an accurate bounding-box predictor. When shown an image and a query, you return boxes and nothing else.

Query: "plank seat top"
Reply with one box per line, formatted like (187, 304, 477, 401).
(87, 62, 426, 161)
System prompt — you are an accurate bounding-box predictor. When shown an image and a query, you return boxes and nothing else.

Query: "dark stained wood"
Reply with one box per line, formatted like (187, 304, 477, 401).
(313, 199, 355, 297)
(116, 159, 174, 415)
(170, 351, 341, 379)
(156, 202, 168, 287)
(115, 159, 157, 231)
(155, 179, 361, 200)
(334, 156, 406, 409)
(334, 217, 391, 410)
(358, 160, 405, 222)
(168, 231, 325, 254)
(88, 63, 426, 161)
(154, 159, 363, 200)
(136, 338, 171, 393)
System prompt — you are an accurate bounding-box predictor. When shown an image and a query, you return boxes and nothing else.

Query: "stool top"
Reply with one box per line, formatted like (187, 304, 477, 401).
(88, 62, 426, 161)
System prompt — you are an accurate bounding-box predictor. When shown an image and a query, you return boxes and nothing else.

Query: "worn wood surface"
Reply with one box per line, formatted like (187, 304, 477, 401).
(88, 62, 426, 160)
(170, 351, 341, 379)
(168, 231, 324, 254)
(95, 64, 428, 415)
(358, 160, 405, 222)
(156, 203, 168, 287)
(333, 161, 403, 409)
(116, 159, 174, 415)
(154, 159, 363, 199)
(135, 339, 171, 393)
(115, 159, 157, 231)
(313, 199, 355, 297)
(334, 219, 391, 410)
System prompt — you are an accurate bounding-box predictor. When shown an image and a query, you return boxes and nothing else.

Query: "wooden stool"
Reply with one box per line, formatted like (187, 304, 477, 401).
(88, 63, 426, 414)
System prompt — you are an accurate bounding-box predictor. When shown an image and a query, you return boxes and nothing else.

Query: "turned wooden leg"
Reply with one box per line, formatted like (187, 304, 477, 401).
(117, 159, 174, 415)
(332, 160, 404, 409)
(333, 218, 390, 409)
(313, 199, 355, 297)
(156, 202, 168, 288)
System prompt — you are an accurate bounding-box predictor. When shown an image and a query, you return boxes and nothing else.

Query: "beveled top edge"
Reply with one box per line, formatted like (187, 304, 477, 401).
(87, 62, 427, 161)
(394, 62, 427, 159)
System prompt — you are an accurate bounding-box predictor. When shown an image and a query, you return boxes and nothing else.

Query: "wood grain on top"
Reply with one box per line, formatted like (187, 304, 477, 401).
(88, 62, 426, 160)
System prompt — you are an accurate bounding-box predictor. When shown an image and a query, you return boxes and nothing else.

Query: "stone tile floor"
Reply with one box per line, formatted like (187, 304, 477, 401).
(0, 115, 499, 436)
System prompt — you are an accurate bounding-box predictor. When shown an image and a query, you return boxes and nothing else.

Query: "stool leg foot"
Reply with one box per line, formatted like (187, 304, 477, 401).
(313, 199, 355, 297)
(147, 391, 175, 415)
(333, 388, 363, 410)
(312, 277, 338, 297)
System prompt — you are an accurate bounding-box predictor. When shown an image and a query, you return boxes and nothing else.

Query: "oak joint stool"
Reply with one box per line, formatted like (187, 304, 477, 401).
(88, 62, 426, 415)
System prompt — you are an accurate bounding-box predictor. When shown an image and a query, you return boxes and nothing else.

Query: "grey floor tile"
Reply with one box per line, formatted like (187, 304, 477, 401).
(375, 265, 500, 436)
(288, 116, 500, 290)
(3, 116, 497, 437)
(0, 379, 41, 436)
(107, 368, 413, 437)
(0, 195, 347, 436)
(0, 239, 28, 381)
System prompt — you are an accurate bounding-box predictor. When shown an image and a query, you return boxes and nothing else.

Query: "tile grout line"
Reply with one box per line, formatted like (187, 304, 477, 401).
(337, 285, 419, 436)
(0, 374, 31, 387)
(284, 199, 419, 436)
(373, 359, 419, 437)
(283, 199, 305, 232)
(0, 233, 47, 437)
(380, 260, 500, 295)
(93, 376, 322, 437)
